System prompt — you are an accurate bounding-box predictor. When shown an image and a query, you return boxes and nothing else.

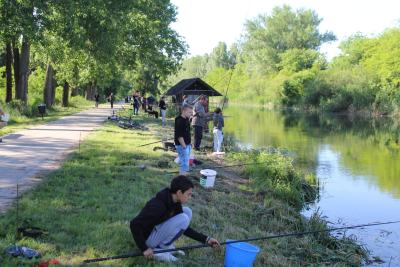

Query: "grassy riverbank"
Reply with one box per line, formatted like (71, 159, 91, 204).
(0, 112, 367, 266)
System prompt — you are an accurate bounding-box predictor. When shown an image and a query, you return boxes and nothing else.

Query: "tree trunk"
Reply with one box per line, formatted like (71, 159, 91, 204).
(43, 63, 54, 107)
(85, 81, 96, 100)
(71, 87, 79, 97)
(51, 72, 57, 105)
(5, 42, 13, 103)
(85, 82, 91, 100)
(18, 38, 30, 102)
(12, 41, 21, 100)
(62, 81, 69, 107)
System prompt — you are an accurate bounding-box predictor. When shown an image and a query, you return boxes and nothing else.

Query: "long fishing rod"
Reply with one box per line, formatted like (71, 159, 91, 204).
(166, 160, 268, 174)
(221, 68, 234, 111)
(210, 70, 234, 88)
(138, 139, 174, 147)
(83, 220, 400, 264)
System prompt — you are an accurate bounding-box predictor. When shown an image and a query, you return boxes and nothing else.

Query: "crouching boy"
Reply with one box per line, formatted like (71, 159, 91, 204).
(130, 175, 220, 262)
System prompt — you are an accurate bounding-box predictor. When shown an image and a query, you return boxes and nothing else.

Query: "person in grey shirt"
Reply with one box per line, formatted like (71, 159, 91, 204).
(191, 95, 209, 150)
(212, 107, 224, 152)
(182, 95, 189, 106)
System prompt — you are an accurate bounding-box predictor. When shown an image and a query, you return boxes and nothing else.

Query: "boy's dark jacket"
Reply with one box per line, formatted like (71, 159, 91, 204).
(130, 188, 207, 252)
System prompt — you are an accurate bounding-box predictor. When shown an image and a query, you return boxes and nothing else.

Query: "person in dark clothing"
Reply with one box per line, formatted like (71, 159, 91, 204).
(147, 105, 159, 118)
(108, 93, 115, 109)
(159, 96, 167, 127)
(175, 104, 193, 175)
(94, 93, 100, 108)
(133, 95, 140, 115)
(141, 96, 147, 112)
(130, 175, 220, 262)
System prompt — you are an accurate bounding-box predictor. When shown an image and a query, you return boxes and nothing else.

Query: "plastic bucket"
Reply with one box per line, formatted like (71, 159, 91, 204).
(224, 240, 260, 267)
(199, 169, 217, 188)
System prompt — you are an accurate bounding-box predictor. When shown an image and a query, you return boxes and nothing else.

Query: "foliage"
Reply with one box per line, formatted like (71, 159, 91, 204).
(166, 5, 400, 116)
(242, 5, 335, 73)
(230, 150, 317, 210)
(0, 0, 187, 111)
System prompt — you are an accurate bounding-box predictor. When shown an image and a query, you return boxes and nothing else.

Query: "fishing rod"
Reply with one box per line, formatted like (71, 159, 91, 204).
(166, 160, 268, 174)
(210, 70, 234, 88)
(83, 220, 400, 264)
(221, 68, 234, 111)
(138, 139, 174, 147)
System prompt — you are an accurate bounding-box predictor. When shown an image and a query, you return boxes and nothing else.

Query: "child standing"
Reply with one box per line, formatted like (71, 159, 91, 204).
(213, 107, 224, 153)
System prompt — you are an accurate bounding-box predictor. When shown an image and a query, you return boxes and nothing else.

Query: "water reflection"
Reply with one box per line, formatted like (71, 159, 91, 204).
(223, 106, 400, 265)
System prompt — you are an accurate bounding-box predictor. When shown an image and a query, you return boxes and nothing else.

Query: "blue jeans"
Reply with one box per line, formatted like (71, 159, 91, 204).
(175, 144, 192, 173)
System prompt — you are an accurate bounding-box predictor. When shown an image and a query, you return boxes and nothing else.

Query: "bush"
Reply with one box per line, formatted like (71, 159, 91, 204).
(231, 150, 317, 210)
(282, 70, 315, 106)
(373, 84, 400, 114)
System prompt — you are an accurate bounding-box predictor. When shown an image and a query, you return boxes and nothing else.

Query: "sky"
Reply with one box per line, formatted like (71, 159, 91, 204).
(170, 0, 400, 60)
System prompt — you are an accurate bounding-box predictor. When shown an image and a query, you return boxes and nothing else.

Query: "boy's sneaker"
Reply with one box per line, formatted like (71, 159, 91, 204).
(153, 252, 178, 262)
(161, 244, 185, 256)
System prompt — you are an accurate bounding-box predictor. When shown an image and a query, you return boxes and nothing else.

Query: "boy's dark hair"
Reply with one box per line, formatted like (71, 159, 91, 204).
(181, 104, 193, 111)
(214, 107, 222, 114)
(170, 175, 194, 193)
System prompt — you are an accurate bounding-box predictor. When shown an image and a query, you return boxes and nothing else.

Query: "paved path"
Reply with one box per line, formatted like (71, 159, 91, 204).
(0, 104, 121, 213)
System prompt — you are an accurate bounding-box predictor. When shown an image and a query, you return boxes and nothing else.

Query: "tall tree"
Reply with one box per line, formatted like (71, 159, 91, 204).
(43, 63, 54, 107)
(208, 42, 234, 70)
(5, 42, 13, 102)
(243, 5, 335, 72)
(12, 41, 20, 99)
(18, 37, 29, 102)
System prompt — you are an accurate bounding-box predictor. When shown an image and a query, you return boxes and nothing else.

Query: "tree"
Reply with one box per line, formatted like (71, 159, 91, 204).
(208, 42, 235, 70)
(5, 42, 12, 102)
(279, 48, 326, 73)
(243, 5, 336, 73)
(0, 0, 50, 102)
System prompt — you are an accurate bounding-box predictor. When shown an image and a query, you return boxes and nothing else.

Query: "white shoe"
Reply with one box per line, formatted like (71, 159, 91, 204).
(161, 244, 185, 256)
(153, 252, 178, 262)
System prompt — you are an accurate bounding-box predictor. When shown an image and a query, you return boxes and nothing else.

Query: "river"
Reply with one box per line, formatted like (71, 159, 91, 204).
(222, 106, 400, 266)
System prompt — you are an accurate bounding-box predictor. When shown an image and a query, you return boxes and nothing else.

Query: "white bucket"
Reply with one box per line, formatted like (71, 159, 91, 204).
(199, 169, 217, 188)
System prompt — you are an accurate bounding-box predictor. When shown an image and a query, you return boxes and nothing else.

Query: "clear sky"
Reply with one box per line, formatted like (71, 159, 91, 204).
(170, 0, 400, 60)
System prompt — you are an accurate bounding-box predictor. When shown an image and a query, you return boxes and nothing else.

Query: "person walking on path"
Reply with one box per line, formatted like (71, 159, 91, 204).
(141, 96, 148, 112)
(130, 175, 220, 262)
(191, 95, 210, 151)
(133, 95, 140, 115)
(159, 96, 167, 127)
(213, 107, 224, 153)
(94, 93, 100, 108)
(108, 93, 115, 109)
(174, 104, 193, 175)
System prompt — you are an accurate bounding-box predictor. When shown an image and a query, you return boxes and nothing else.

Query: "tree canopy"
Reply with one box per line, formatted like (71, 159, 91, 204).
(0, 0, 187, 108)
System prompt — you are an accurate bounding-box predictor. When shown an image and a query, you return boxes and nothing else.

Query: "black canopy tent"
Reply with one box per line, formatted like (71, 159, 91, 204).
(164, 78, 222, 107)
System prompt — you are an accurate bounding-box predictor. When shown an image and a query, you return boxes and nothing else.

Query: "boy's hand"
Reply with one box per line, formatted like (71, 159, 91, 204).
(207, 238, 221, 248)
(143, 248, 154, 258)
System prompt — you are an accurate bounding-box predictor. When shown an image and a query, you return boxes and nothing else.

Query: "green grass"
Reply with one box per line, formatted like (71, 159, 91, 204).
(0, 113, 366, 266)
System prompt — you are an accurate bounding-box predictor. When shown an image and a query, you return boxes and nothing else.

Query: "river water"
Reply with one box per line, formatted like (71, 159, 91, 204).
(223, 106, 400, 266)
